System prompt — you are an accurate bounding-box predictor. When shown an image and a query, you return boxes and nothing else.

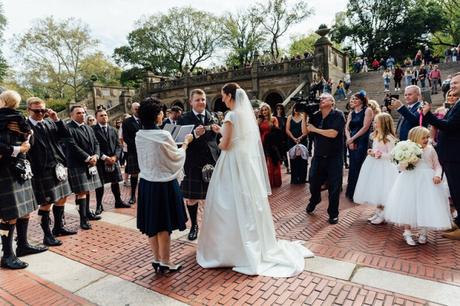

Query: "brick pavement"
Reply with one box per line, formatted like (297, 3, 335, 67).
(12, 170, 458, 305)
(0, 269, 92, 306)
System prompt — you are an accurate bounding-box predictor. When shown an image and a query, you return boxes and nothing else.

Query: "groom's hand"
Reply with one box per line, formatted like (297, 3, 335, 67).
(195, 125, 206, 137)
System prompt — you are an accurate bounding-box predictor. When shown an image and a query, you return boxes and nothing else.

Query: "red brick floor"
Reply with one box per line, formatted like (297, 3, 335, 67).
(14, 169, 458, 305)
(0, 269, 92, 305)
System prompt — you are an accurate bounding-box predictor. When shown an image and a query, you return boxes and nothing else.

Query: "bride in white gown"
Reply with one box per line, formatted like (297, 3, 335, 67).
(196, 83, 313, 277)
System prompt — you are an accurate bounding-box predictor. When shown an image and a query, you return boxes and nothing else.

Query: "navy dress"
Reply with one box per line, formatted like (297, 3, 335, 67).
(346, 108, 370, 201)
(288, 118, 308, 184)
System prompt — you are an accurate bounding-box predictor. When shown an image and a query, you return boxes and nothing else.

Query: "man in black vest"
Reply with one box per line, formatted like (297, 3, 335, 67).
(177, 89, 219, 240)
(422, 72, 460, 239)
(27, 97, 77, 246)
(93, 109, 130, 214)
(66, 106, 102, 230)
(122, 102, 141, 204)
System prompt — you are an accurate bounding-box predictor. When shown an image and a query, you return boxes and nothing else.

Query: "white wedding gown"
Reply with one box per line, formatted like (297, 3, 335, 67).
(196, 90, 313, 277)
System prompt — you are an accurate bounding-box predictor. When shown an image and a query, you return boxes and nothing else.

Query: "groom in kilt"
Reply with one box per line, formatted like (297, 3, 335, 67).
(178, 89, 219, 241)
(66, 106, 102, 230)
(26, 97, 76, 247)
(122, 102, 141, 204)
(93, 109, 130, 214)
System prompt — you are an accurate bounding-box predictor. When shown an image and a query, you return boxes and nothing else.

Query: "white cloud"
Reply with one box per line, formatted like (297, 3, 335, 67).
(2, 0, 347, 64)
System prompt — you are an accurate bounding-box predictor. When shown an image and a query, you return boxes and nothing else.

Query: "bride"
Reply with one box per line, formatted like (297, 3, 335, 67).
(196, 83, 313, 277)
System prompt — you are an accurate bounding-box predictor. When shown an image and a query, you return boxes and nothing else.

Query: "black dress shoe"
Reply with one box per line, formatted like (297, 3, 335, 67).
(188, 225, 199, 241)
(52, 227, 77, 237)
(1, 255, 28, 269)
(328, 217, 339, 225)
(95, 205, 104, 215)
(306, 203, 316, 215)
(80, 222, 92, 230)
(159, 263, 182, 273)
(16, 243, 48, 257)
(152, 260, 160, 273)
(87, 212, 101, 221)
(115, 201, 131, 209)
(43, 235, 62, 247)
(128, 196, 136, 205)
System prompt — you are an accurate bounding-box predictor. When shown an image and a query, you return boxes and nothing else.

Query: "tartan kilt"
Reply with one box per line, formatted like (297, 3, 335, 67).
(97, 162, 123, 185)
(125, 152, 140, 174)
(0, 166, 37, 221)
(31, 167, 72, 205)
(68, 166, 102, 194)
(180, 165, 209, 200)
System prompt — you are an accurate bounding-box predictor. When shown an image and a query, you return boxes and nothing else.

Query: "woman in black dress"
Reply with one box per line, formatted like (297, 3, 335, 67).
(286, 104, 309, 184)
(136, 97, 193, 273)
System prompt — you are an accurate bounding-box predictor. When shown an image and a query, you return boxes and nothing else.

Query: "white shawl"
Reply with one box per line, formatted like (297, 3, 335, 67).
(135, 129, 186, 182)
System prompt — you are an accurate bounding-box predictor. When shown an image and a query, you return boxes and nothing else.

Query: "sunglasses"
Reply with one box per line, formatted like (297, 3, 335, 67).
(29, 108, 48, 114)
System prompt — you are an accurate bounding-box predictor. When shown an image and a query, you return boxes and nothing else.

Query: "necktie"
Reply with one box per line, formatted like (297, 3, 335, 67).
(36, 122, 44, 131)
(102, 126, 108, 138)
(197, 114, 204, 124)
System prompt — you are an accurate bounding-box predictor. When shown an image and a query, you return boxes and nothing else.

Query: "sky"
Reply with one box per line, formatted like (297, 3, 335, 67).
(1, 0, 347, 66)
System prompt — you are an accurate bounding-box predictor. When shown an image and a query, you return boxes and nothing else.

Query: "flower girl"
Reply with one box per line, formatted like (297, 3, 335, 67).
(354, 113, 399, 224)
(385, 127, 451, 246)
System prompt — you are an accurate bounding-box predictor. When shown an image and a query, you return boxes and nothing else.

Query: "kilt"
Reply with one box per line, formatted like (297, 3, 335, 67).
(32, 167, 72, 205)
(125, 152, 140, 174)
(180, 165, 209, 200)
(68, 166, 102, 194)
(97, 162, 123, 185)
(0, 166, 37, 221)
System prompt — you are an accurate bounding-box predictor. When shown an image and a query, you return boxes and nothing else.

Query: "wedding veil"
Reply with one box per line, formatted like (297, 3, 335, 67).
(233, 88, 272, 196)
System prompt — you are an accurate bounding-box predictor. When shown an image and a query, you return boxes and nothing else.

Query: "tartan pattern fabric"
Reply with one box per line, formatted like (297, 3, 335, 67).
(180, 166, 209, 200)
(97, 162, 123, 184)
(125, 153, 140, 174)
(31, 167, 72, 205)
(0, 167, 37, 221)
(68, 166, 102, 194)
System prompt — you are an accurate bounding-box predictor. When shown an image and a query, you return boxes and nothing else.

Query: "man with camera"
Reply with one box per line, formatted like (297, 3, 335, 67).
(66, 106, 102, 230)
(422, 72, 460, 240)
(93, 109, 130, 215)
(389, 85, 427, 140)
(306, 93, 346, 225)
(27, 97, 77, 246)
(177, 89, 219, 240)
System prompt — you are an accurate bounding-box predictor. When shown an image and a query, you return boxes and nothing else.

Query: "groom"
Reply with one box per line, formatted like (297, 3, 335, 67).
(178, 89, 219, 241)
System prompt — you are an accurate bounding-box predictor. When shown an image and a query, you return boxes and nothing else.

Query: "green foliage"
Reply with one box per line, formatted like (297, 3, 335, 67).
(120, 67, 145, 88)
(45, 99, 67, 112)
(288, 33, 320, 57)
(0, 2, 7, 82)
(80, 52, 121, 86)
(431, 0, 460, 49)
(331, 0, 446, 60)
(114, 7, 222, 75)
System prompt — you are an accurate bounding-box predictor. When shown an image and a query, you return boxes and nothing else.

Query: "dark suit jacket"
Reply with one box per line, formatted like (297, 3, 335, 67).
(397, 101, 426, 140)
(161, 118, 175, 129)
(92, 124, 122, 165)
(122, 116, 140, 155)
(425, 100, 460, 163)
(27, 119, 70, 172)
(177, 110, 219, 170)
(65, 121, 100, 168)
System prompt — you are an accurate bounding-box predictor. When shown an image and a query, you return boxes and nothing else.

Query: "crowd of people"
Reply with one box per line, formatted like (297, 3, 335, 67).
(1, 72, 460, 277)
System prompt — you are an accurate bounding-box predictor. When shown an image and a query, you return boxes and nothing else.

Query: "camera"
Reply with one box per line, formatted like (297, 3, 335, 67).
(390, 94, 399, 100)
(291, 96, 320, 117)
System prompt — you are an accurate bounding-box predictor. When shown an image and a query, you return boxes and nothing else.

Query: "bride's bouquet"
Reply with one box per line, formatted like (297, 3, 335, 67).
(391, 140, 423, 171)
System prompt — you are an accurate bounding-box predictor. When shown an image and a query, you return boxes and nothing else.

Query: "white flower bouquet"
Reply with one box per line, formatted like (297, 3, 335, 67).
(391, 140, 423, 171)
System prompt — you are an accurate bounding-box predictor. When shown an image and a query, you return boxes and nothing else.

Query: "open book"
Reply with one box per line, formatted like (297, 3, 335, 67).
(163, 123, 195, 144)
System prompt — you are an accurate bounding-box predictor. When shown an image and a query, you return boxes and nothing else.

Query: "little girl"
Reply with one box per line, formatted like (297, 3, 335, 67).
(385, 127, 451, 246)
(354, 113, 399, 224)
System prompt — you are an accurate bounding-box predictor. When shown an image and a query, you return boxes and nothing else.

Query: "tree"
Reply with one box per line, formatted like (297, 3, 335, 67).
(13, 16, 98, 102)
(256, 0, 312, 61)
(222, 9, 266, 67)
(288, 33, 320, 57)
(331, 0, 445, 60)
(431, 0, 460, 52)
(80, 52, 121, 86)
(114, 7, 222, 75)
(0, 2, 8, 83)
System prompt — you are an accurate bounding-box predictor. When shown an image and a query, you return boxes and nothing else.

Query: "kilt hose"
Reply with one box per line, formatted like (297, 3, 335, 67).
(31, 167, 72, 205)
(125, 152, 140, 175)
(68, 166, 102, 194)
(180, 165, 209, 200)
(97, 162, 123, 185)
(0, 167, 37, 221)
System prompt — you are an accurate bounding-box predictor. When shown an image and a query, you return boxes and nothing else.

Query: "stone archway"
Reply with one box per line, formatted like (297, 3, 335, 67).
(213, 96, 229, 112)
(264, 91, 284, 110)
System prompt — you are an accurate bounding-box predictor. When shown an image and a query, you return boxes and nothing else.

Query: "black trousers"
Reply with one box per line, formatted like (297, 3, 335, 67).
(308, 155, 343, 219)
(443, 162, 460, 226)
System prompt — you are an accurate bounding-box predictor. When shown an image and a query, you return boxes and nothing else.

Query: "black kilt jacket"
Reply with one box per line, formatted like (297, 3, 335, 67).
(93, 124, 122, 184)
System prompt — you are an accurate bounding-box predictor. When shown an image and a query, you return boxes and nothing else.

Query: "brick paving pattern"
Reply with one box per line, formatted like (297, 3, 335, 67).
(15, 171, 457, 305)
(0, 269, 92, 306)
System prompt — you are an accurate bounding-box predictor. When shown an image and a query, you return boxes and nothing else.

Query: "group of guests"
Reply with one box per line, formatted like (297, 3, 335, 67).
(382, 64, 443, 94)
(0, 90, 137, 270)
